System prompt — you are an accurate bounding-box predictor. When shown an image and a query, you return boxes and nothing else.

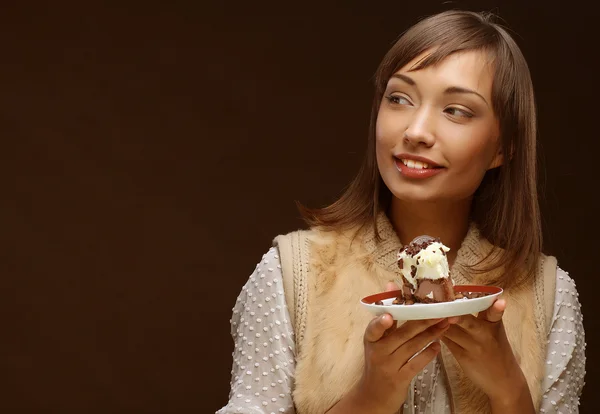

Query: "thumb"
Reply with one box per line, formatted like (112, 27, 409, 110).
(386, 280, 400, 292)
(383, 281, 400, 332)
(365, 314, 395, 343)
(478, 298, 506, 323)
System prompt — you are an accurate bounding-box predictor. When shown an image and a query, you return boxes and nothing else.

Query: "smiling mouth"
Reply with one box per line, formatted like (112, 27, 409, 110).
(398, 158, 442, 170)
(394, 157, 445, 179)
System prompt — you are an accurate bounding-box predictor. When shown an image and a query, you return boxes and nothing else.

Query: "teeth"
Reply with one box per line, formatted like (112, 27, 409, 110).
(401, 159, 431, 169)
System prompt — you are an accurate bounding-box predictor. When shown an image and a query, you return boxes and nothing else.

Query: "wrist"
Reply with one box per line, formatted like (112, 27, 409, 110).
(345, 384, 391, 414)
(488, 375, 534, 413)
(326, 381, 401, 414)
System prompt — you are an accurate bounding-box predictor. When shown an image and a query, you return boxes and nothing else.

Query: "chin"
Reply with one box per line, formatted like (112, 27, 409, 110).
(388, 184, 475, 206)
(392, 191, 441, 203)
(386, 184, 441, 203)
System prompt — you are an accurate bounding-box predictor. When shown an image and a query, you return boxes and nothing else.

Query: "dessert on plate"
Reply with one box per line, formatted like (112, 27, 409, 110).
(395, 236, 455, 304)
(373, 236, 492, 306)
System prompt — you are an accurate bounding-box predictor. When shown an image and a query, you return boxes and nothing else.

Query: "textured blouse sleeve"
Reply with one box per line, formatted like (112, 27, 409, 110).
(539, 267, 586, 413)
(217, 247, 297, 414)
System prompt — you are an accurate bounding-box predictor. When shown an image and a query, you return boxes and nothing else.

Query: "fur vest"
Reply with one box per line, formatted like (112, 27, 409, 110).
(273, 213, 557, 413)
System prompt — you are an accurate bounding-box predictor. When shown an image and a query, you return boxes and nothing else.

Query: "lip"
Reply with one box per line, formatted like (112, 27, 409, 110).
(394, 154, 445, 179)
(395, 153, 442, 168)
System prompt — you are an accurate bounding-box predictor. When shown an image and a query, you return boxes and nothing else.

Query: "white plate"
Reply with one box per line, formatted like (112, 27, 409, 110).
(361, 285, 503, 321)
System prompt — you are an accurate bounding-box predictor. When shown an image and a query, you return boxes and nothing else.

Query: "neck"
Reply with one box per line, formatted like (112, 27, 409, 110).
(388, 197, 472, 266)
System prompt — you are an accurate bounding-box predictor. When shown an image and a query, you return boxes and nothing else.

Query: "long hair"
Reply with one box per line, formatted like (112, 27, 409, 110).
(298, 10, 542, 289)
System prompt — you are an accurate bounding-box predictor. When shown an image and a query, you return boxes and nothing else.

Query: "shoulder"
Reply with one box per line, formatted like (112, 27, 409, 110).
(541, 264, 586, 407)
(235, 247, 284, 305)
(272, 228, 313, 250)
(555, 265, 581, 305)
(540, 254, 580, 296)
(555, 265, 576, 285)
(273, 221, 369, 250)
(272, 225, 349, 259)
(229, 245, 289, 327)
(273, 225, 368, 276)
(549, 262, 583, 322)
(272, 226, 344, 247)
(271, 229, 313, 272)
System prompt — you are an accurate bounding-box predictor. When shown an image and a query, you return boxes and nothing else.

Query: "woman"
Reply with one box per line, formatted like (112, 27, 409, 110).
(218, 10, 585, 414)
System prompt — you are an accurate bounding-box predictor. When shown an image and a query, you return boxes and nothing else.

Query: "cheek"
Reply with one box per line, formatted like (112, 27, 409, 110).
(448, 136, 498, 185)
(375, 110, 401, 150)
(375, 117, 402, 175)
(375, 117, 387, 147)
(375, 114, 389, 157)
(375, 133, 389, 173)
(375, 122, 394, 177)
(450, 121, 498, 165)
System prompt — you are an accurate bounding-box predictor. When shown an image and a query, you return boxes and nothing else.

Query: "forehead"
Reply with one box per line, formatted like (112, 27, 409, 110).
(394, 49, 495, 98)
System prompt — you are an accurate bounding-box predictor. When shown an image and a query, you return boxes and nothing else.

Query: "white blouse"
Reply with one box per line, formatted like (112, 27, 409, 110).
(217, 247, 586, 414)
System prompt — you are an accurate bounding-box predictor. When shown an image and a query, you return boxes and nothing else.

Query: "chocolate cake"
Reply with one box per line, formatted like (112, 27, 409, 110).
(394, 237, 455, 304)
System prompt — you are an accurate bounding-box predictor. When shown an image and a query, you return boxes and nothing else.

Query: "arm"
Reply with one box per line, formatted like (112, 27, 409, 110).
(488, 379, 534, 413)
(217, 247, 297, 414)
(326, 309, 448, 414)
(324, 386, 375, 414)
(538, 268, 586, 413)
(441, 300, 535, 414)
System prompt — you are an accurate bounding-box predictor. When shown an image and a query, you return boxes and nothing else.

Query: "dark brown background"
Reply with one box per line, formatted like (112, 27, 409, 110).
(1, 1, 598, 413)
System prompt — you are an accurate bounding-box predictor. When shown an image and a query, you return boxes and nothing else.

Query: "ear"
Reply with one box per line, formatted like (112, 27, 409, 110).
(487, 146, 504, 170)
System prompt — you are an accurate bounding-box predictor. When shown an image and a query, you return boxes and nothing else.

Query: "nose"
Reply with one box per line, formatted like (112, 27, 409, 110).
(403, 107, 436, 147)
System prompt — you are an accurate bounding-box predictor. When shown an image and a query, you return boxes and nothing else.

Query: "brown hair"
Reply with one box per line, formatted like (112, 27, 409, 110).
(298, 10, 542, 289)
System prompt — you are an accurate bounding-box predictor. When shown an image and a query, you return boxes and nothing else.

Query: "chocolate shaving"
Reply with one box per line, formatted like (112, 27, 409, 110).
(401, 237, 441, 257)
(455, 291, 491, 299)
(395, 236, 458, 306)
(392, 296, 404, 305)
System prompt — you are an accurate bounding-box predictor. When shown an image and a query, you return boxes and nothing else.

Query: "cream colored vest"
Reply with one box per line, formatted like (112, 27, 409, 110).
(273, 213, 557, 414)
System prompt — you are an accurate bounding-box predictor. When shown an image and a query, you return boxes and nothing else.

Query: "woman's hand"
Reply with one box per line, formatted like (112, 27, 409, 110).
(328, 283, 450, 414)
(441, 299, 535, 412)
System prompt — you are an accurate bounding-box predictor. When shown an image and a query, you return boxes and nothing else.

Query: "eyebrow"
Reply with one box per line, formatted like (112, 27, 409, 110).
(390, 73, 489, 107)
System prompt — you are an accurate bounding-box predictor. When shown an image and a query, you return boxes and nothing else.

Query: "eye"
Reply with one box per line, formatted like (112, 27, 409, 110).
(385, 94, 412, 106)
(444, 107, 474, 118)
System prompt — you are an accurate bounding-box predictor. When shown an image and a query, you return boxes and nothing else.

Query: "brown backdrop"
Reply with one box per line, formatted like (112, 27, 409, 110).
(2, 1, 598, 413)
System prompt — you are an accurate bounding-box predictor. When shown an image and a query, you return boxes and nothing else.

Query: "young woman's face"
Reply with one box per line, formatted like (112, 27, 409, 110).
(376, 50, 502, 204)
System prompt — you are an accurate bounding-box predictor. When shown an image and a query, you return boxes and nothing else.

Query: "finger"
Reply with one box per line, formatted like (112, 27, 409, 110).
(441, 324, 472, 349)
(379, 318, 445, 353)
(392, 320, 450, 366)
(447, 316, 461, 325)
(455, 313, 479, 331)
(364, 313, 395, 343)
(382, 318, 398, 338)
(399, 341, 441, 378)
(477, 298, 506, 323)
(441, 336, 465, 358)
(381, 281, 400, 333)
(386, 280, 400, 292)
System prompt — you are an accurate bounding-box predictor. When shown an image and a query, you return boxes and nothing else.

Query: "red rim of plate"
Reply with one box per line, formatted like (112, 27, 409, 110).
(361, 285, 503, 305)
